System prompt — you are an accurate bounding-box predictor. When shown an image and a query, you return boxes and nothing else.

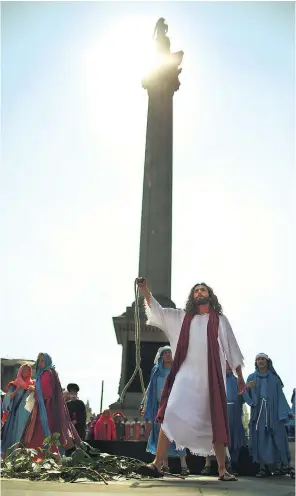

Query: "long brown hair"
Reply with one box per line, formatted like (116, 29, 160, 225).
(185, 282, 223, 315)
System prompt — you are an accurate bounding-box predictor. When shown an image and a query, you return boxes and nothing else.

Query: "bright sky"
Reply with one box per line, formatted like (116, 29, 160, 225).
(1, 2, 295, 413)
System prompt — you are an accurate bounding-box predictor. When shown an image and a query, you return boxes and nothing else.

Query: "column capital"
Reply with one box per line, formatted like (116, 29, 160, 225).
(142, 51, 184, 95)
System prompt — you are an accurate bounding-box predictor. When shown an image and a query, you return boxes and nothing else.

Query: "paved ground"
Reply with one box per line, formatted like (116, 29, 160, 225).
(1, 475, 295, 496)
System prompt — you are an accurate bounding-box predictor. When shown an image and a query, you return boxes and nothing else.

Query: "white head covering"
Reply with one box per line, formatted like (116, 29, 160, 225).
(255, 352, 283, 385)
(256, 353, 269, 360)
(154, 345, 172, 365)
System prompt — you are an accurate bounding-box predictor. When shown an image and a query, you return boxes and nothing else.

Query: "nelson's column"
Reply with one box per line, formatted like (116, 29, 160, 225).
(110, 19, 183, 417)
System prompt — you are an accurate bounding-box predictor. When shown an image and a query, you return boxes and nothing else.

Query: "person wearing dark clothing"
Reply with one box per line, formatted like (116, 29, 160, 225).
(113, 412, 125, 441)
(66, 383, 86, 440)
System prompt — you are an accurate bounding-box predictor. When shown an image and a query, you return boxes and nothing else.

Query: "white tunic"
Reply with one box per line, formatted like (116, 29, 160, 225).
(146, 296, 244, 456)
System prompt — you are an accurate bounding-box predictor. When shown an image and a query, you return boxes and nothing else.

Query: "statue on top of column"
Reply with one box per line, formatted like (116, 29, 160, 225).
(153, 18, 171, 54)
(142, 18, 183, 91)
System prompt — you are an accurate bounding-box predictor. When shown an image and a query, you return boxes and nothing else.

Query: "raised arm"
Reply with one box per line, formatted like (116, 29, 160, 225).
(136, 278, 184, 345)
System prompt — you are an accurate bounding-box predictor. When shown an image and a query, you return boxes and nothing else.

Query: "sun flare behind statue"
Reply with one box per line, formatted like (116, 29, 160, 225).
(83, 17, 159, 90)
(80, 16, 182, 148)
(80, 17, 164, 145)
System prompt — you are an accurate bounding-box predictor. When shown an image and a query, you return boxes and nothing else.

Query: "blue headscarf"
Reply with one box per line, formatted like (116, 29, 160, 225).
(35, 353, 54, 438)
(144, 346, 172, 422)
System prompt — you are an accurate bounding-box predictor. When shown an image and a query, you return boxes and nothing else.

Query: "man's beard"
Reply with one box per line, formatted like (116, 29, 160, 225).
(195, 296, 210, 306)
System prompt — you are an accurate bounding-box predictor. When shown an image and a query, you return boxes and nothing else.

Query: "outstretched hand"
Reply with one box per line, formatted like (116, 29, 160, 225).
(237, 376, 246, 395)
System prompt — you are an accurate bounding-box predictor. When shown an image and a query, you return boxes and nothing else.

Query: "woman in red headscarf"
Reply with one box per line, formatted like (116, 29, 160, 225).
(2, 364, 35, 456)
(112, 412, 125, 441)
(94, 409, 116, 440)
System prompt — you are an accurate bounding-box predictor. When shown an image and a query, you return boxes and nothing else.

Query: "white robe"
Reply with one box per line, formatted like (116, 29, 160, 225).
(145, 296, 244, 456)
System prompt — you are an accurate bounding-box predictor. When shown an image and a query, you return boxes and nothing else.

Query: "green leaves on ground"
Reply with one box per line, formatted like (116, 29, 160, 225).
(1, 436, 144, 484)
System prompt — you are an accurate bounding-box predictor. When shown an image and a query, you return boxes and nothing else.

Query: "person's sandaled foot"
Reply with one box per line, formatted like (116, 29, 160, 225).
(201, 466, 212, 476)
(161, 465, 171, 474)
(180, 467, 190, 476)
(138, 463, 164, 478)
(256, 468, 270, 478)
(218, 471, 238, 481)
(273, 469, 284, 476)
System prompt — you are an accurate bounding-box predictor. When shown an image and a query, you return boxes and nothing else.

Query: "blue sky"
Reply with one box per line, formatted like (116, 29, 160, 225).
(1, 2, 295, 413)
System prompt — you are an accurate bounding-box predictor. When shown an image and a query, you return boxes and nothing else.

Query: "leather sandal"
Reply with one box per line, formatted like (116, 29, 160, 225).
(138, 463, 164, 478)
(256, 468, 270, 478)
(201, 465, 212, 475)
(180, 467, 190, 476)
(219, 471, 238, 481)
(273, 469, 284, 476)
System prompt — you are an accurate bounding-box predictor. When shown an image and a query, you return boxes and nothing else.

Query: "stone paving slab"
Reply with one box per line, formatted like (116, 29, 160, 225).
(1, 476, 295, 496)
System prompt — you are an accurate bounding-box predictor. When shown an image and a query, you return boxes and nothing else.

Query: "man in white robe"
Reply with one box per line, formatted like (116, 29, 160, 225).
(137, 278, 245, 481)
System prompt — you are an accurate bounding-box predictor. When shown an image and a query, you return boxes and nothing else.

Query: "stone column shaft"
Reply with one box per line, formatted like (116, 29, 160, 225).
(138, 83, 174, 299)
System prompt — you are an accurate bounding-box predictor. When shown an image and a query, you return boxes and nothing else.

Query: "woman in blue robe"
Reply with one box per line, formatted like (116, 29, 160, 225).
(1, 364, 35, 456)
(202, 363, 247, 476)
(245, 353, 292, 477)
(226, 362, 247, 469)
(141, 346, 189, 475)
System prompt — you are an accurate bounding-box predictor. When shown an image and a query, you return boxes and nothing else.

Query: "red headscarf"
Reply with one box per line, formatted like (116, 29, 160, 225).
(6, 364, 35, 392)
(112, 411, 124, 419)
(94, 409, 116, 440)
